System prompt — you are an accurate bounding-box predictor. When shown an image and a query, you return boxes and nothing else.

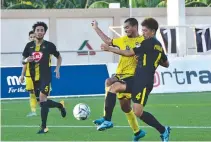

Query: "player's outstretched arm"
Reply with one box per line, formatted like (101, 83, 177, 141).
(92, 20, 112, 45)
(101, 44, 135, 56)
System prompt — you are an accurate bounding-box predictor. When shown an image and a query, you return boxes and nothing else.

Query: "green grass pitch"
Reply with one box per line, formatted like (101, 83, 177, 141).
(1, 92, 211, 141)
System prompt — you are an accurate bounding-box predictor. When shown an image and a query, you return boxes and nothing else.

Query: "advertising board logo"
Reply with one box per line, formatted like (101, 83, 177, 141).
(153, 68, 211, 87)
(77, 40, 96, 56)
(7, 76, 26, 93)
(153, 71, 160, 87)
(32, 52, 43, 62)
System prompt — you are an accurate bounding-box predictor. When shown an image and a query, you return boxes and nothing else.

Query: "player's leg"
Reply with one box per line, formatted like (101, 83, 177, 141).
(132, 84, 170, 141)
(37, 82, 66, 134)
(103, 76, 118, 121)
(93, 76, 118, 125)
(96, 81, 126, 131)
(117, 80, 146, 141)
(28, 90, 37, 116)
(119, 97, 141, 136)
(25, 77, 37, 117)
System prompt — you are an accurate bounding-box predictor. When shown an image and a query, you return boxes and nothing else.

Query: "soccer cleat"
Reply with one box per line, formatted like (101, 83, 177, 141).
(97, 120, 113, 131)
(133, 130, 146, 142)
(26, 112, 37, 117)
(160, 126, 171, 142)
(93, 117, 105, 125)
(59, 100, 66, 118)
(37, 127, 49, 134)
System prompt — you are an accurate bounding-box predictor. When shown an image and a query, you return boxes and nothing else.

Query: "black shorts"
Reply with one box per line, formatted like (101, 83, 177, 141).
(131, 74, 153, 106)
(33, 80, 40, 98)
(39, 79, 51, 95)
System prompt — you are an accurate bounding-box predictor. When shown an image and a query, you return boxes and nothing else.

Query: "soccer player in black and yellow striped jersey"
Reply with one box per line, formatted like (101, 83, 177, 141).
(92, 18, 144, 135)
(20, 30, 38, 117)
(22, 22, 66, 134)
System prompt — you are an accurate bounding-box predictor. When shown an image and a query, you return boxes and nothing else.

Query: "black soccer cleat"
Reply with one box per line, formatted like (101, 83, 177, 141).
(59, 100, 66, 118)
(37, 127, 48, 134)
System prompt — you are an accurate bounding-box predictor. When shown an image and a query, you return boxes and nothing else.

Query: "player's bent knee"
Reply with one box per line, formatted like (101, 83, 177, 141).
(105, 77, 118, 87)
(134, 109, 143, 117)
(105, 78, 112, 87)
(39, 92, 47, 103)
(109, 82, 126, 93)
(133, 104, 144, 117)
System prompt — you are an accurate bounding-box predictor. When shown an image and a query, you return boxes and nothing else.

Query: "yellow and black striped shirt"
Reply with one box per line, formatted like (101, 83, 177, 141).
(22, 40, 59, 81)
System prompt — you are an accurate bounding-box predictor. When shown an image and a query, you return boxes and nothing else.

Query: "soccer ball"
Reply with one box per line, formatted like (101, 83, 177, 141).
(73, 103, 91, 120)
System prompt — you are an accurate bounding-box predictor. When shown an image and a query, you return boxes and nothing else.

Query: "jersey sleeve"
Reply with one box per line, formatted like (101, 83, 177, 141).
(111, 37, 124, 50)
(50, 43, 60, 58)
(133, 40, 153, 55)
(22, 43, 30, 58)
(161, 50, 168, 62)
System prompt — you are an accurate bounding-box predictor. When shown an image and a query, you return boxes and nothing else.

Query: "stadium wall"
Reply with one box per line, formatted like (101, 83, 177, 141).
(1, 8, 211, 66)
(1, 56, 211, 100)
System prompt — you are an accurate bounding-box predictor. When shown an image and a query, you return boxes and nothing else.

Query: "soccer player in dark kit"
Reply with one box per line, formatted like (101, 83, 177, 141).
(22, 22, 66, 134)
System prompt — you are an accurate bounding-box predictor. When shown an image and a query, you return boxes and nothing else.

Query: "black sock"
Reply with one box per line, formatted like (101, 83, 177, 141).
(46, 99, 63, 108)
(104, 92, 116, 121)
(40, 102, 49, 128)
(140, 111, 165, 134)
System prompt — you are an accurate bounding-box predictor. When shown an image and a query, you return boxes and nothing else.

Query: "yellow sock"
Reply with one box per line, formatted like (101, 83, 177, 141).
(103, 87, 110, 116)
(125, 110, 140, 133)
(30, 93, 37, 112)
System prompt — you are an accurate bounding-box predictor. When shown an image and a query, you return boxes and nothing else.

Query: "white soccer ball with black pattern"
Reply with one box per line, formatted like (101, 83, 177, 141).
(73, 103, 91, 120)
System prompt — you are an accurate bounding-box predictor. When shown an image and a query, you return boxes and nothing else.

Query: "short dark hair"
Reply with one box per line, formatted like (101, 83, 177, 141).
(32, 21, 48, 32)
(29, 30, 34, 36)
(141, 18, 159, 33)
(124, 18, 138, 27)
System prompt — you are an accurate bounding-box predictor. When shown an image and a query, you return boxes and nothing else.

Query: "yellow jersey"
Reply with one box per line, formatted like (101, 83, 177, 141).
(112, 35, 145, 79)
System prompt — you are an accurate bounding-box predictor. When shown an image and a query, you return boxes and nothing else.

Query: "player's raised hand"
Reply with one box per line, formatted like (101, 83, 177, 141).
(54, 68, 60, 79)
(91, 20, 98, 29)
(101, 43, 110, 51)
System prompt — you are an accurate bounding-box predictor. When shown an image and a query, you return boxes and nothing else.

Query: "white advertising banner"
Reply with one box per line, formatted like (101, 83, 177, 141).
(107, 56, 211, 93)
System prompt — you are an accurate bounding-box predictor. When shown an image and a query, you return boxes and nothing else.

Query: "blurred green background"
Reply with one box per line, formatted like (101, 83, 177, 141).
(1, 0, 211, 9)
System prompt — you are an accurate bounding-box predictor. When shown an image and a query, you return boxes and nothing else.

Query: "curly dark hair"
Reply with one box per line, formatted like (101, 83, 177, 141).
(32, 21, 48, 32)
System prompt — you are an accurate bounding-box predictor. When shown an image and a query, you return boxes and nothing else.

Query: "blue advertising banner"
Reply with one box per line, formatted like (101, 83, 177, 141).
(1, 65, 109, 99)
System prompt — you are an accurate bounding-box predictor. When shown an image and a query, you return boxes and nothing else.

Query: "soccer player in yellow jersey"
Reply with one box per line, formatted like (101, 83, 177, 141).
(92, 18, 145, 136)
(20, 30, 38, 117)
